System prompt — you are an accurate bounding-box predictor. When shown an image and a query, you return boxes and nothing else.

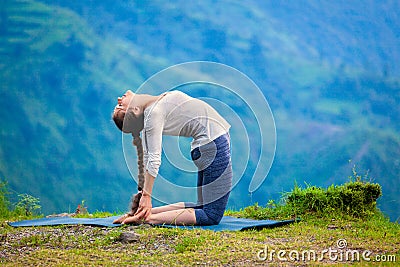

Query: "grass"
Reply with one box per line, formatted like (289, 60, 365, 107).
(2, 214, 398, 266)
(1, 177, 399, 266)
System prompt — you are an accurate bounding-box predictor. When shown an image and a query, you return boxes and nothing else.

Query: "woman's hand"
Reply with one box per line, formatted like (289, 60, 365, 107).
(134, 193, 152, 219)
(121, 172, 155, 225)
(121, 193, 152, 224)
(113, 213, 129, 224)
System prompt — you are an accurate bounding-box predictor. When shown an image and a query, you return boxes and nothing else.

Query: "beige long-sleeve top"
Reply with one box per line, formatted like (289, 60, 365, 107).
(143, 91, 230, 177)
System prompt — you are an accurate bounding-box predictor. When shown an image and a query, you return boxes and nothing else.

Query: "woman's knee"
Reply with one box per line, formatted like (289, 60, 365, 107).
(194, 208, 224, 226)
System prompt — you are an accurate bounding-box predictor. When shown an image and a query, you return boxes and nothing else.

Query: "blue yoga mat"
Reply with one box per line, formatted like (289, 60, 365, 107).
(8, 216, 296, 231)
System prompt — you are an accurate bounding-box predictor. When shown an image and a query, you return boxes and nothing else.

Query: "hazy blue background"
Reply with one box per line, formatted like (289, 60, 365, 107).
(1, 0, 399, 221)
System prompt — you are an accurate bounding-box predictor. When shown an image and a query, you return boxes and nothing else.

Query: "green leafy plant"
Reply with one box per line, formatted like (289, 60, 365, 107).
(0, 180, 11, 219)
(0, 179, 43, 219)
(75, 200, 89, 215)
(14, 193, 42, 217)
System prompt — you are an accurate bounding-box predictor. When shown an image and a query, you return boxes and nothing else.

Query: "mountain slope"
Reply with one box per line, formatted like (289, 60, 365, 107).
(1, 0, 165, 213)
(1, 0, 399, 220)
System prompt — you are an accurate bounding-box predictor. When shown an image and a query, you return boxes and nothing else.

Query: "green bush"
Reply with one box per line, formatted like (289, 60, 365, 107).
(227, 177, 383, 220)
(286, 181, 382, 218)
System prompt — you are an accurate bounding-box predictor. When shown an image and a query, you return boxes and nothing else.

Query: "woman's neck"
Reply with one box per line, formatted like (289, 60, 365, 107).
(141, 93, 166, 109)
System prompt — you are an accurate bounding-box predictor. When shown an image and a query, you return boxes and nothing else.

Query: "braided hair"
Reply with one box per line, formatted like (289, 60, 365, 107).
(112, 108, 145, 215)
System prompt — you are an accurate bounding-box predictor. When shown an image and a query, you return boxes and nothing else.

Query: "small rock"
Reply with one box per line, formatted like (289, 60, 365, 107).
(116, 232, 140, 243)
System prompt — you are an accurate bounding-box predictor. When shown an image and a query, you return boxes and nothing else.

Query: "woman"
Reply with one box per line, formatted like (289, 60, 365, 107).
(112, 90, 232, 226)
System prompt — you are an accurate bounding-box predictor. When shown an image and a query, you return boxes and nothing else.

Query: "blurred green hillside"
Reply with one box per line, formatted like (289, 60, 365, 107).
(1, 0, 399, 221)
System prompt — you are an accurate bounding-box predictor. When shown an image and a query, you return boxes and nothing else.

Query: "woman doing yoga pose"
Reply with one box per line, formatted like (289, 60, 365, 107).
(112, 90, 232, 225)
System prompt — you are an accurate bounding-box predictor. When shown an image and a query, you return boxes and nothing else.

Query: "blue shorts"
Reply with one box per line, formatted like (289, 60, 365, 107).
(185, 133, 232, 225)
